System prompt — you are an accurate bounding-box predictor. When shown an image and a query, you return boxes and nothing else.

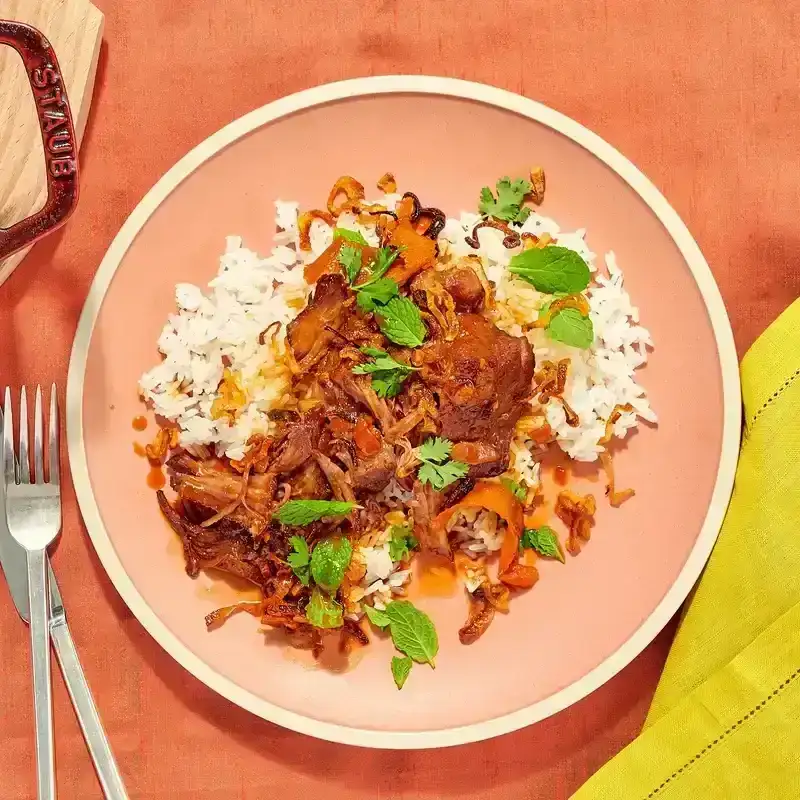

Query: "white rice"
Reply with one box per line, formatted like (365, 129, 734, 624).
(345, 521, 413, 617)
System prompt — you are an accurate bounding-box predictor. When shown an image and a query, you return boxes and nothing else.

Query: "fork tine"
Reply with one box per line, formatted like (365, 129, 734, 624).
(18, 387, 30, 484)
(3, 388, 14, 486)
(49, 384, 59, 486)
(34, 385, 44, 484)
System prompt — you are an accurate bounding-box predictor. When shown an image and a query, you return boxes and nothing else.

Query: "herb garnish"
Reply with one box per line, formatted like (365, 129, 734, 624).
(391, 655, 413, 689)
(286, 535, 311, 585)
(333, 228, 369, 246)
(374, 296, 427, 348)
(501, 477, 526, 502)
(310, 536, 353, 592)
(547, 308, 594, 349)
(354, 246, 402, 288)
(364, 604, 391, 629)
(273, 499, 356, 526)
(337, 245, 362, 284)
(479, 177, 533, 224)
(416, 437, 469, 491)
(355, 277, 399, 313)
(520, 525, 565, 563)
(352, 347, 419, 398)
(385, 601, 439, 666)
(387, 524, 419, 562)
(306, 588, 344, 628)
(508, 246, 591, 295)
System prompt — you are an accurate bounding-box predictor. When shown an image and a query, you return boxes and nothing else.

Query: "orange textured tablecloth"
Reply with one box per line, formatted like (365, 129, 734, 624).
(1, 1, 799, 798)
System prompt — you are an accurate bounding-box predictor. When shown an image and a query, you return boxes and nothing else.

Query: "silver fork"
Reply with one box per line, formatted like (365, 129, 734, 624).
(3, 386, 61, 800)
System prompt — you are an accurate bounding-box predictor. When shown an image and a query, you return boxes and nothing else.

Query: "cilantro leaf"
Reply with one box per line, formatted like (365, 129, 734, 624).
(391, 655, 413, 689)
(418, 460, 470, 491)
(508, 246, 591, 294)
(364, 604, 391, 629)
(355, 246, 402, 287)
(418, 437, 452, 463)
(274, 499, 356, 526)
(355, 277, 399, 312)
(385, 601, 438, 666)
(501, 477, 526, 502)
(338, 245, 362, 285)
(416, 437, 469, 491)
(306, 587, 343, 628)
(286, 535, 311, 585)
(333, 228, 369, 246)
(352, 347, 417, 375)
(547, 308, 594, 349)
(520, 525, 565, 563)
(388, 525, 418, 562)
(375, 296, 427, 347)
(310, 536, 353, 592)
(478, 176, 533, 223)
(352, 347, 418, 398)
(370, 371, 408, 398)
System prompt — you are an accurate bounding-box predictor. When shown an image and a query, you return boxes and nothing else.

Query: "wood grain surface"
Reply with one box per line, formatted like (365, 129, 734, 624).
(0, 0, 103, 285)
(0, 0, 798, 798)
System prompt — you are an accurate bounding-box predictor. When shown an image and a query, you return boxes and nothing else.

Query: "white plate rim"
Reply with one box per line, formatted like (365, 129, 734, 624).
(67, 75, 741, 749)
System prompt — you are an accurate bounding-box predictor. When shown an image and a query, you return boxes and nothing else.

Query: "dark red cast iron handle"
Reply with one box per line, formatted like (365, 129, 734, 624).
(0, 19, 79, 261)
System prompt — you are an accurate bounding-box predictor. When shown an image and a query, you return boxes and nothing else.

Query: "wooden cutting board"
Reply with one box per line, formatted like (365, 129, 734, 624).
(0, 0, 103, 285)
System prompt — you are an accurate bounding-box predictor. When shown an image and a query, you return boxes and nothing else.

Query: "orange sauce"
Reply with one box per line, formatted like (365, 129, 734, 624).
(554, 465, 569, 486)
(146, 465, 166, 490)
(412, 553, 459, 597)
(197, 568, 262, 604)
(133, 442, 147, 457)
(132, 415, 148, 432)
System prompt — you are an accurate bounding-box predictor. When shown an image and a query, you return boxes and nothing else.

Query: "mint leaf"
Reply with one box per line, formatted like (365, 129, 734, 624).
(386, 601, 438, 666)
(418, 436, 452, 463)
(508, 246, 591, 294)
(364, 604, 391, 629)
(388, 525, 418, 562)
(286, 535, 311, 585)
(547, 308, 594, 349)
(306, 587, 343, 628)
(375, 296, 426, 347)
(310, 536, 353, 592)
(478, 176, 532, 223)
(274, 499, 356, 526)
(355, 277, 399, 312)
(338, 245, 362, 285)
(520, 525, 564, 563)
(501, 477, 526, 502)
(334, 228, 369, 246)
(391, 655, 413, 689)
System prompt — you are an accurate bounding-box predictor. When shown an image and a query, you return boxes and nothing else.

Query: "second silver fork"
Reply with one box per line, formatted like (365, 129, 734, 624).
(3, 386, 61, 800)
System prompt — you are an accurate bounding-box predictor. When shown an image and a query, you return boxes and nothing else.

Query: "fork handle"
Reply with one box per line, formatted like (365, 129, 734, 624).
(51, 622, 129, 799)
(28, 548, 56, 800)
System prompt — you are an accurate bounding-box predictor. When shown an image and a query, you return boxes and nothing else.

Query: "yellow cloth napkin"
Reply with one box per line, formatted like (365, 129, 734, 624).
(573, 298, 800, 800)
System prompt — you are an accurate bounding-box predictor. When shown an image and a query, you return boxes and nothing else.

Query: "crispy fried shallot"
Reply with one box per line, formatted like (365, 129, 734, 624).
(555, 490, 596, 556)
(205, 601, 264, 631)
(327, 176, 366, 216)
(529, 166, 546, 205)
(377, 172, 397, 194)
(599, 450, 636, 507)
(465, 218, 521, 249)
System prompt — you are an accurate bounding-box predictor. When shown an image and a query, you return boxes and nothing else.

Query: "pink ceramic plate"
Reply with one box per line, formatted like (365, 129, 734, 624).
(67, 77, 740, 748)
